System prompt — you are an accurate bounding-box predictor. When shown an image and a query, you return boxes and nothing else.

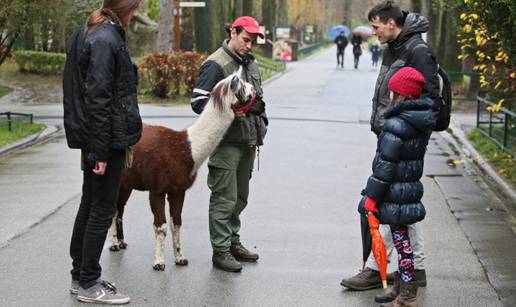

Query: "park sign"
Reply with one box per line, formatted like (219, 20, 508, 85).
(179, 1, 205, 7)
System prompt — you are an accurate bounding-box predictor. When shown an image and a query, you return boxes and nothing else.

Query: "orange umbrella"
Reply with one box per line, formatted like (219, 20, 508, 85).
(367, 212, 388, 289)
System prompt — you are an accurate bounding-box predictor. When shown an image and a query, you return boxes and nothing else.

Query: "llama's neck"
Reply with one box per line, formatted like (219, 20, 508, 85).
(187, 100, 235, 174)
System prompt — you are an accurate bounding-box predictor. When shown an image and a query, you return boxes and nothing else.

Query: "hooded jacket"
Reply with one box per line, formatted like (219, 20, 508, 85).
(63, 22, 142, 162)
(359, 98, 436, 225)
(370, 12, 440, 135)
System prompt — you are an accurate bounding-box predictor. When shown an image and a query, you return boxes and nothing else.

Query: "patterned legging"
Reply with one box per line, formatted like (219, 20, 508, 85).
(391, 225, 415, 282)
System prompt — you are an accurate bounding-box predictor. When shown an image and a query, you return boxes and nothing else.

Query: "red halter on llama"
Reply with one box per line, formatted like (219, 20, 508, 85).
(108, 67, 255, 270)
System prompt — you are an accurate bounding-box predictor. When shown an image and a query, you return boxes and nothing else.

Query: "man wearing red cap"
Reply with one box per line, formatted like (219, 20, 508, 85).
(191, 16, 267, 272)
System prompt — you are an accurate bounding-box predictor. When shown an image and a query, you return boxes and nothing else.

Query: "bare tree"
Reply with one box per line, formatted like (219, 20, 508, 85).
(157, 0, 174, 52)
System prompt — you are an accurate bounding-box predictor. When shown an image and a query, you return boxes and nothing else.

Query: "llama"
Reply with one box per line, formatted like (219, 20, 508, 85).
(108, 67, 256, 270)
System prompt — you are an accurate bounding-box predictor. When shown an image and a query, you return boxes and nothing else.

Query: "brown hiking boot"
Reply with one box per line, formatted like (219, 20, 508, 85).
(381, 280, 418, 307)
(212, 251, 242, 272)
(230, 242, 259, 262)
(340, 268, 382, 290)
(375, 272, 399, 303)
(414, 269, 426, 287)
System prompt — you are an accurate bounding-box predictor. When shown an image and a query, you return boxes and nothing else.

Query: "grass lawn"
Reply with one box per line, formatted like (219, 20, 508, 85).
(468, 128, 516, 186)
(137, 94, 190, 105)
(0, 59, 62, 86)
(0, 120, 46, 148)
(0, 85, 13, 98)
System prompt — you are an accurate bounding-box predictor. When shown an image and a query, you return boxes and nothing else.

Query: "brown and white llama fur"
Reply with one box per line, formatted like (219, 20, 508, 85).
(108, 67, 255, 270)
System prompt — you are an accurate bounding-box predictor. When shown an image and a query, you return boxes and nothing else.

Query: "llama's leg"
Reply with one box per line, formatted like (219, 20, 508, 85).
(150, 191, 167, 271)
(168, 191, 188, 266)
(109, 187, 132, 251)
(108, 213, 119, 251)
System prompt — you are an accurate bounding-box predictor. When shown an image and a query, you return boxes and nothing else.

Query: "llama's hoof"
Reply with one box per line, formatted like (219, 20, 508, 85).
(175, 258, 189, 266)
(109, 245, 120, 252)
(153, 263, 166, 271)
(119, 241, 128, 249)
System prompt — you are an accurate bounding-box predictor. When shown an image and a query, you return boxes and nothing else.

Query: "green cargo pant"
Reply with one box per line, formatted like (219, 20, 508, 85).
(207, 145, 256, 253)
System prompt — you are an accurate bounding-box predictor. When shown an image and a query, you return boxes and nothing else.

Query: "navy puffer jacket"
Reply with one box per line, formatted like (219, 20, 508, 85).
(359, 98, 436, 225)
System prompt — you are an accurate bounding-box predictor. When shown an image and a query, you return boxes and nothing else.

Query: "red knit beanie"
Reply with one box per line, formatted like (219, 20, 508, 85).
(388, 67, 426, 99)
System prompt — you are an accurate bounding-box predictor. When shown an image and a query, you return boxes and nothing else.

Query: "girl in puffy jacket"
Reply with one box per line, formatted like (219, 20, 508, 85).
(361, 66, 436, 307)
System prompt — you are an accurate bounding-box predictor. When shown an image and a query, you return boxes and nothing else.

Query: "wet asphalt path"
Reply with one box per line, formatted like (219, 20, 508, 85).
(0, 47, 508, 306)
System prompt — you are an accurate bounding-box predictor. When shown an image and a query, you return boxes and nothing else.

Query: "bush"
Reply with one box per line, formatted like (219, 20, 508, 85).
(139, 51, 207, 98)
(13, 50, 66, 75)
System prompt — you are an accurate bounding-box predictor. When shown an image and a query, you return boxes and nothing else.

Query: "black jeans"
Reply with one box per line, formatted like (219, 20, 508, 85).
(70, 149, 125, 288)
(337, 50, 344, 66)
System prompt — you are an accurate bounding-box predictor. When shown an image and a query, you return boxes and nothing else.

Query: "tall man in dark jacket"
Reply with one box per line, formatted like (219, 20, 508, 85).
(340, 1, 439, 299)
(191, 16, 268, 273)
(334, 31, 348, 68)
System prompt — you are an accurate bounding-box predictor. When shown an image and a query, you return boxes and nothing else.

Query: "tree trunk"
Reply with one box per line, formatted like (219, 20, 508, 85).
(194, 4, 209, 52)
(275, 0, 288, 27)
(181, 6, 194, 51)
(343, 0, 351, 26)
(157, 0, 174, 52)
(436, 8, 447, 63)
(242, 0, 254, 17)
(0, 32, 18, 67)
(251, 0, 262, 21)
(426, 0, 438, 49)
(233, 0, 243, 19)
(411, 0, 423, 13)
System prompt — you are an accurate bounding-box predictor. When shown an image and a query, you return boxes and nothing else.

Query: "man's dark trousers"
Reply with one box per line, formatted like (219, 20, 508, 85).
(70, 149, 125, 288)
(337, 50, 344, 67)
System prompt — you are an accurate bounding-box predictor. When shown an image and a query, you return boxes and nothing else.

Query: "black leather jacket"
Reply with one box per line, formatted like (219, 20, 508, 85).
(63, 22, 142, 162)
(359, 98, 436, 225)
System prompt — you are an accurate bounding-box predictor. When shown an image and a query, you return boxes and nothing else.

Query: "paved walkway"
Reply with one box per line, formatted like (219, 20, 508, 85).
(0, 47, 513, 306)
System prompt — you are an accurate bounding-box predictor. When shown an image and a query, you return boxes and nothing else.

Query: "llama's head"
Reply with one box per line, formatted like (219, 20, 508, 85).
(210, 66, 255, 113)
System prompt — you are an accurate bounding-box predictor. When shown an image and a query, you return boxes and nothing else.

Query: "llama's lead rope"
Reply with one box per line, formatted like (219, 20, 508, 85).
(256, 146, 260, 171)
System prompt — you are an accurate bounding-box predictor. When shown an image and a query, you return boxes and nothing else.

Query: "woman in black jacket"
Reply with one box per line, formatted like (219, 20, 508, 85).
(63, 0, 142, 304)
(360, 67, 435, 307)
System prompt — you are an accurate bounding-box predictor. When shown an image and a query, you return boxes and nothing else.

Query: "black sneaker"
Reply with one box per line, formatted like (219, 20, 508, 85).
(212, 251, 242, 272)
(230, 242, 259, 262)
(77, 279, 129, 304)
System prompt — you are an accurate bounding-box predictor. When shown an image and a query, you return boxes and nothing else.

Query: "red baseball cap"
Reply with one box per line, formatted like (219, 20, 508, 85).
(232, 16, 264, 39)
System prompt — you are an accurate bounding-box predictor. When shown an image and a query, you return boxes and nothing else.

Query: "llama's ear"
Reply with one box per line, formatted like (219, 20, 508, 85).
(236, 65, 243, 78)
(230, 75, 239, 93)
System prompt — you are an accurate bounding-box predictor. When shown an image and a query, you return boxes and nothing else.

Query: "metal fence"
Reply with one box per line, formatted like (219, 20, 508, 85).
(297, 42, 325, 59)
(476, 97, 515, 156)
(257, 60, 286, 75)
(0, 112, 34, 131)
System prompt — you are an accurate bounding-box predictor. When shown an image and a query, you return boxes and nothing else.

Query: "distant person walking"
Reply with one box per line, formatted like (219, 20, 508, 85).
(370, 43, 382, 68)
(63, 0, 143, 304)
(334, 31, 348, 68)
(351, 33, 363, 69)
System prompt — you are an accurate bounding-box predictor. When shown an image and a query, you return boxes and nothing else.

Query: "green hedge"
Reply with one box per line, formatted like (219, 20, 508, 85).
(13, 50, 66, 75)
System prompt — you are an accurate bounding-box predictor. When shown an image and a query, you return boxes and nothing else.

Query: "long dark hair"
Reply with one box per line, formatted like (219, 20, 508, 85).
(86, 0, 141, 32)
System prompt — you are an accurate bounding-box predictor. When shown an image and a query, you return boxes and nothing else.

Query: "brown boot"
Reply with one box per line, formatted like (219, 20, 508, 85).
(212, 251, 242, 272)
(340, 268, 382, 290)
(381, 280, 418, 307)
(375, 272, 399, 303)
(414, 269, 426, 287)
